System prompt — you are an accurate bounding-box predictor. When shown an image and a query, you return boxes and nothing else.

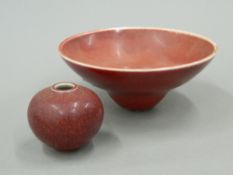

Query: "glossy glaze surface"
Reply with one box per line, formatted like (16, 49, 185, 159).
(60, 28, 215, 70)
(59, 28, 217, 110)
(28, 82, 104, 151)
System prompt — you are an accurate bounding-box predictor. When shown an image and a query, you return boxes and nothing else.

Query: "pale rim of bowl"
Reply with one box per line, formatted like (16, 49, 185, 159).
(58, 27, 217, 72)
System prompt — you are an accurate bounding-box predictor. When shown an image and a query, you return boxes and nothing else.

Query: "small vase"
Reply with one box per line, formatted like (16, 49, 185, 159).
(28, 82, 104, 151)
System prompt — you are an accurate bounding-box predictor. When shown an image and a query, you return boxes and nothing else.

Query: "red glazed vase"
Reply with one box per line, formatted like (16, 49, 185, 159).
(28, 82, 104, 151)
(58, 27, 217, 110)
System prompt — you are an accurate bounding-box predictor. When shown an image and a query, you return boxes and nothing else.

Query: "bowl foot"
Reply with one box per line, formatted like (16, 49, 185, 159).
(109, 92, 166, 111)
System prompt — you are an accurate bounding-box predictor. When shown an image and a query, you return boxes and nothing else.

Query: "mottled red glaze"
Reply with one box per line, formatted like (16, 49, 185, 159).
(59, 28, 217, 110)
(28, 83, 104, 151)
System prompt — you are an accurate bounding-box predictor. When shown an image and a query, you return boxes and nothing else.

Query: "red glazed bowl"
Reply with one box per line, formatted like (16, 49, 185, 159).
(59, 27, 217, 110)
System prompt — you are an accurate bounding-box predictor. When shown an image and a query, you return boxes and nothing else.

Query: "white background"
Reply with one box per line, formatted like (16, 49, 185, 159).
(0, 0, 232, 174)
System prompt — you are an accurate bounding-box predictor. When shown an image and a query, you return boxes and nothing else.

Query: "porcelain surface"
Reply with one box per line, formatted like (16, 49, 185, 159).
(28, 82, 104, 151)
(59, 28, 217, 110)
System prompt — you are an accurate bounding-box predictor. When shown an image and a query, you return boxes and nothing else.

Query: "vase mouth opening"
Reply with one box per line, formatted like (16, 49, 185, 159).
(52, 82, 77, 92)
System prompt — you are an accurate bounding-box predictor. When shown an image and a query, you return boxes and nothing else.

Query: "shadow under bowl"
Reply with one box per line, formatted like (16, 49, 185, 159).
(58, 27, 217, 110)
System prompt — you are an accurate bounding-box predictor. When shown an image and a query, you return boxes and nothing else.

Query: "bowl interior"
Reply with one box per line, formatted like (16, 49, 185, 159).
(60, 28, 216, 69)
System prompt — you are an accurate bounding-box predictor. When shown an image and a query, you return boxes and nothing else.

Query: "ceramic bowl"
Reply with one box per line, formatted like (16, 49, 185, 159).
(59, 27, 217, 110)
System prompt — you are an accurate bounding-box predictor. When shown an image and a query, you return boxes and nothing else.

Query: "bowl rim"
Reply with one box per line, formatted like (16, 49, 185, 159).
(58, 27, 217, 72)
